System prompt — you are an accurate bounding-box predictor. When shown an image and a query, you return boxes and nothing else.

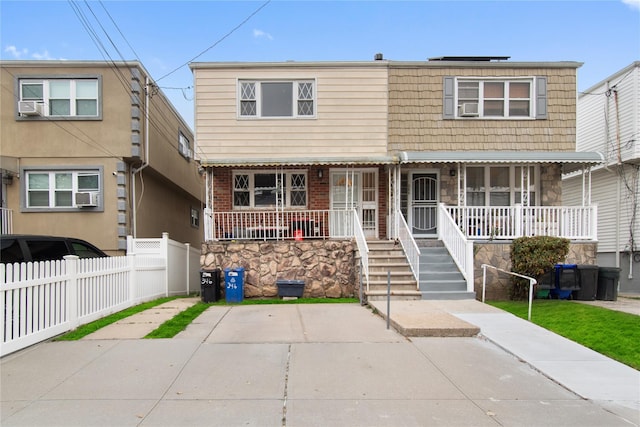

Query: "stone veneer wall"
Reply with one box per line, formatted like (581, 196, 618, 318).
(201, 240, 358, 298)
(474, 241, 598, 300)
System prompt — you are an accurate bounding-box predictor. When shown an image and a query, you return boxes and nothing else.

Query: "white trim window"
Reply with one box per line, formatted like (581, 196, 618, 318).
(238, 80, 315, 118)
(458, 79, 531, 118)
(443, 76, 547, 120)
(190, 207, 200, 228)
(25, 170, 101, 209)
(19, 78, 100, 117)
(178, 131, 191, 159)
(233, 171, 307, 208)
(465, 165, 538, 206)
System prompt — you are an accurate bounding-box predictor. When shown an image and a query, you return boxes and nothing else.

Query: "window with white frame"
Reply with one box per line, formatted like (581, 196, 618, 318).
(233, 171, 307, 208)
(239, 80, 315, 118)
(465, 165, 537, 206)
(190, 207, 200, 227)
(178, 131, 191, 159)
(19, 78, 100, 117)
(457, 79, 531, 118)
(447, 76, 543, 119)
(25, 169, 101, 209)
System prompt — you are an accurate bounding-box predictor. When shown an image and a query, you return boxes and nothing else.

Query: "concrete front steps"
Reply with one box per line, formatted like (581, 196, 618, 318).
(361, 239, 475, 301)
(417, 240, 476, 300)
(364, 240, 421, 301)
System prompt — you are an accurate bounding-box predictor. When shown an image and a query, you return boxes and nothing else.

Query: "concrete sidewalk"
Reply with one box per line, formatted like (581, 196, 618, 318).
(2, 301, 639, 426)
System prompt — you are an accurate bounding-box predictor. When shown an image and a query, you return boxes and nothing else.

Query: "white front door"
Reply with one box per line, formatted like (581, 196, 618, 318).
(330, 169, 378, 238)
(409, 172, 439, 237)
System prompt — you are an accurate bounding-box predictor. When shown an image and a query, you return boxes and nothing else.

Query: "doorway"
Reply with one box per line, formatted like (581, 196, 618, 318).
(409, 172, 439, 237)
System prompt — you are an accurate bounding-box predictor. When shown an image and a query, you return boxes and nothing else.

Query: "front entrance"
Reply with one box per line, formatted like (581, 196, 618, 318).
(409, 172, 439, 237)
(330, 169, 378, 238)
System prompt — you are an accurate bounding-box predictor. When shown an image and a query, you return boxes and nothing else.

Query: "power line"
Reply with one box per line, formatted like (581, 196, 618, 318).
(156, 0, 271, 82)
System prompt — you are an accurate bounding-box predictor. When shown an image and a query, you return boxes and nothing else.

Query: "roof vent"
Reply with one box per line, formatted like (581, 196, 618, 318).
(374, 53, 384, 61)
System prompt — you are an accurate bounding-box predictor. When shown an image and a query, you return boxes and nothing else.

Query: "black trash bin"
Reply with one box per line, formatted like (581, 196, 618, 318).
(200, 269, 221, 303)
(573, 265, 599, 301)
(276, 279, 305, 298)
(596, 267, 620, 301)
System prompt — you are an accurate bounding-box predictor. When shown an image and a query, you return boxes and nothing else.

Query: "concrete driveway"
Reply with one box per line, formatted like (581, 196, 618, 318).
(2, 303, 638, 426)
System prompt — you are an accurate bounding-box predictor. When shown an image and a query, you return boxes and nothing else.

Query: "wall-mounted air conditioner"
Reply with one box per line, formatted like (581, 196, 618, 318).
(75, 191, 99, 207)
(18, 100, 43, 116)
(460, 102, 479, 117)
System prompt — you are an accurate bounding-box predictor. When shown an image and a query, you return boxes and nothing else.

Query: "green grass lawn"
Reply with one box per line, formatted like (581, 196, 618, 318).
(488, 300, 640, 370)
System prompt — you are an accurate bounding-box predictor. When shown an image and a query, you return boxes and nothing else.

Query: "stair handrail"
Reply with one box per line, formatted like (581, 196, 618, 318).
(395, 210, 421, 288)
(352, 210, 370, 292)
(481, 264, 537, 321)
(438, 204, 474, 293)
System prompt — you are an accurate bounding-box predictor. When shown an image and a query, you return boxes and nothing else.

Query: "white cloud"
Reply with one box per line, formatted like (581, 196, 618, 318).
(253, 29, 273, 40)
(31, 50, 53, 60)
(622, 0, 640, 10)
(4, 45, 28, 58)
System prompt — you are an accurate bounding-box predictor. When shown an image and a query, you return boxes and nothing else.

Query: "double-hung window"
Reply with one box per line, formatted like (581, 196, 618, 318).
(18, 77, 100, 118)
(239, 80, 315, 118)
(445, 76, 546, 119)
(465, 166, 537, 207)
(178, 131, 191, 159)
(24, 169, 101, 210)
(233, 171, 307, 208)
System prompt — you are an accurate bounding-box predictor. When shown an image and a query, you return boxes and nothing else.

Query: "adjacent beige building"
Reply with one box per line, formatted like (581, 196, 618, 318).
(1, 60, 204, 254)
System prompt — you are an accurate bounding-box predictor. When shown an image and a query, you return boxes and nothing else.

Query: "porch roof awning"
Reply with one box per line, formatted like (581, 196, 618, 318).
(199, 156, 397, 167)
(398, 151, 604, 172)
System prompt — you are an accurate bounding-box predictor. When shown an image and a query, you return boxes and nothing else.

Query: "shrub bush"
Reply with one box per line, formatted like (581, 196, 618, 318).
(510, 236, 570, 300)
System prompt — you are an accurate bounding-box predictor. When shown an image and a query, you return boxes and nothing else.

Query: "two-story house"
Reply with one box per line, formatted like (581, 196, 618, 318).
(563, 62, 640, 294)
(192, 56, 602, 300)
(0, 60, 204, 254)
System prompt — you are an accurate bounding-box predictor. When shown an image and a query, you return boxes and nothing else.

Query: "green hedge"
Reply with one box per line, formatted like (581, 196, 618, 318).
(510, 236, 569, 300)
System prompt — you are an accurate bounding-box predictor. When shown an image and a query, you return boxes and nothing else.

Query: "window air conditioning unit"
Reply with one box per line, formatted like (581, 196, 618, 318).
(75, 191, 99, 207)
(18, 100, 43, 116)
(460, 102, 479, 117)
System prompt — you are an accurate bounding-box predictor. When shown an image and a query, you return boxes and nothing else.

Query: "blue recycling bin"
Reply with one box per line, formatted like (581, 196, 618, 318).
(550, 264, 579, 299)
(224, 267, 245, 303)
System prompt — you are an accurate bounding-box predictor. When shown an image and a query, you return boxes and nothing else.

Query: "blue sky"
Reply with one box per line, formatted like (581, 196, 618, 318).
(1, 0, 639, 129)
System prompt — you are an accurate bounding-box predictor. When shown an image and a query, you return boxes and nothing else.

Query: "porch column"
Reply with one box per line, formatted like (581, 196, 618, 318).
(393, 164, 401, 239)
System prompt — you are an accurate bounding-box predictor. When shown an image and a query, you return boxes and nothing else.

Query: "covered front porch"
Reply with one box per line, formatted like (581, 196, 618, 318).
(201, 151, 603, 300)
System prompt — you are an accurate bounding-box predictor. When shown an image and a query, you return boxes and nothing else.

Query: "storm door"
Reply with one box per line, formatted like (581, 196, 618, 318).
(409, 172, 439, 236)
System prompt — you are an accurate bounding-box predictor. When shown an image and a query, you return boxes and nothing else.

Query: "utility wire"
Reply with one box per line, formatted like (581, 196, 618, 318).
(156, 0, 271, 82)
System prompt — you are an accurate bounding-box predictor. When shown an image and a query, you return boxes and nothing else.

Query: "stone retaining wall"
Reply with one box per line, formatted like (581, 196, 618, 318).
(201, 240, 358, 298)
(474, 241, 598, 300)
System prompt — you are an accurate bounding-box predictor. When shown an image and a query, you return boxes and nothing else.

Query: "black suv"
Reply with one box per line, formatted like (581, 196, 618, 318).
(0, 235, 108, 264)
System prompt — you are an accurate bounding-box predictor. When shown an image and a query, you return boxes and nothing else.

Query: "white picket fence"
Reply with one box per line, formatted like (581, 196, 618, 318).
(1, 233, 201, 357)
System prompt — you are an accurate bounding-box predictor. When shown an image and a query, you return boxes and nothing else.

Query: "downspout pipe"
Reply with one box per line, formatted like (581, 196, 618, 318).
(132, 76, 151, 238)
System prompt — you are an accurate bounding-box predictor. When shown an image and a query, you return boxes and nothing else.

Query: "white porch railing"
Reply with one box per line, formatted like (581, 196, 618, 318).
(444, 205, 597, 240)
(1, 207, 12, 234)
(208, 209, 356, 241)
(396, 210, 420, 287)
(353, 211, 369, 292)
(438, 204, 475, 292)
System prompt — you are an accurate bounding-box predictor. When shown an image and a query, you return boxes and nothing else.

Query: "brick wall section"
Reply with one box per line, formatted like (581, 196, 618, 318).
(388, 66, 578, 152)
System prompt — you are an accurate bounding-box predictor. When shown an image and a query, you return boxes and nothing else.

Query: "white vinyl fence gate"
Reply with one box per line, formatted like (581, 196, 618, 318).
(1, 233, 200, 357)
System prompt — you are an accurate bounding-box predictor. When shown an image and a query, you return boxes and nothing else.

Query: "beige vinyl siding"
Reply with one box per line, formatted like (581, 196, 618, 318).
(194, 67, 388, 161)
(388, 66, 578, 152)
